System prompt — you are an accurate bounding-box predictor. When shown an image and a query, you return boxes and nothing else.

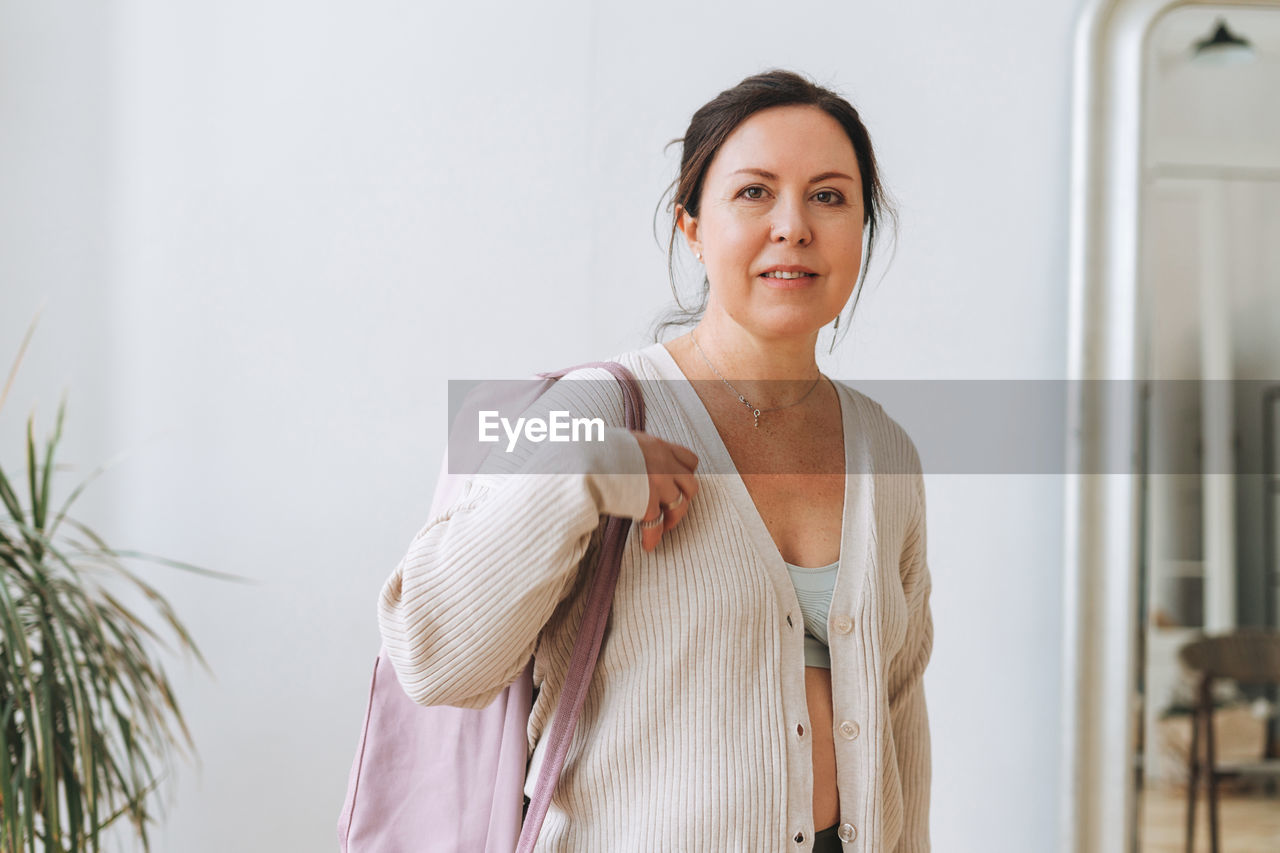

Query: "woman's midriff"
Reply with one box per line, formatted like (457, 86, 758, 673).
(806, 664, 840, 829)
(671, 348, 847, 830)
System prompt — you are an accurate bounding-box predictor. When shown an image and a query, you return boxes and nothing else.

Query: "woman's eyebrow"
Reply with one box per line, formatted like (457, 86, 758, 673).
(729, 168, 856, 183)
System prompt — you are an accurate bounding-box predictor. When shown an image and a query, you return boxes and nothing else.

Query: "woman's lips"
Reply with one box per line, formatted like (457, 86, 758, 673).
(759, 273, 818, 290)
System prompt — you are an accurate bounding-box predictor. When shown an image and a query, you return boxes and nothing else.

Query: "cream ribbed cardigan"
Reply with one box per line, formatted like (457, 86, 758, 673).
(378, 342, 933, 852)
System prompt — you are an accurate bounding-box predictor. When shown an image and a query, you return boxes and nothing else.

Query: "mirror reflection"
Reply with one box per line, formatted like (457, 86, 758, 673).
(1133, 6, 1280, 852)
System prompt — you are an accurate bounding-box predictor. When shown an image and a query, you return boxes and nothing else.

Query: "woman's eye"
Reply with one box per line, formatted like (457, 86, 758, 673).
(738, 186, 844, 204)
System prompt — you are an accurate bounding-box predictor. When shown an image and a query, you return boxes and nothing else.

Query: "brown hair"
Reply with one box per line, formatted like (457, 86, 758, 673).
(649, 68, 899, 346)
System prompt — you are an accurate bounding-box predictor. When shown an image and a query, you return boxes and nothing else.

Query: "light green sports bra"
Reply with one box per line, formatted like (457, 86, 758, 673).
(783, 559, 840, 669)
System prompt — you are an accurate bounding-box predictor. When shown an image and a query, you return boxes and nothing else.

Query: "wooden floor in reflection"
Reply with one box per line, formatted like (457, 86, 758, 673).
(1138, 784, 1280, 852)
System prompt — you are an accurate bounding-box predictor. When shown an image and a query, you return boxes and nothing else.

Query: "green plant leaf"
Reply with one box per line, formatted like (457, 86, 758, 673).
(0, 334, 228, 850)
(0, 311, 39, 420)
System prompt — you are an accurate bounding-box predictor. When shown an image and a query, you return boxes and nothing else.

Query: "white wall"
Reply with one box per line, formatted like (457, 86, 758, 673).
(2, 1, 1082, 850)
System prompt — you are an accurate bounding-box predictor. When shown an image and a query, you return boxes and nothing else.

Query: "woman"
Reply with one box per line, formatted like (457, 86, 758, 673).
(379, 69, 932, 852)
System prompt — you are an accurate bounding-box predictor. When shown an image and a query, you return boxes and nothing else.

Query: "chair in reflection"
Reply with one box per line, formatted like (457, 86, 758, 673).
(1178, 629, 1280, 853)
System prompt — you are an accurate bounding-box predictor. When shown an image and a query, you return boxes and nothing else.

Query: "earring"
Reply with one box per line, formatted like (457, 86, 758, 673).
(828, 312, 841, 355)
(695, 251, 702, 261)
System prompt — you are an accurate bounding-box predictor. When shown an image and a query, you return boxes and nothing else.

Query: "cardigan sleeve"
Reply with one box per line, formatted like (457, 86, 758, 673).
(377, 369, 650, 709)
(886, 440, 933, 852)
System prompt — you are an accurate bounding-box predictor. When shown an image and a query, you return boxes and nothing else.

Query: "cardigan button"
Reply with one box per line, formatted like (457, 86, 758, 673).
(834, 616, 853, 634)
(839, 720, 860, 740)
(794, 830, 805, 844)
(839, 822, 858, 842)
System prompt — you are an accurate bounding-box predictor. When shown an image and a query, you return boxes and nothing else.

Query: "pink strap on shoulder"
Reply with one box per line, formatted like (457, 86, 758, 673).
(516, 360, 645, 852)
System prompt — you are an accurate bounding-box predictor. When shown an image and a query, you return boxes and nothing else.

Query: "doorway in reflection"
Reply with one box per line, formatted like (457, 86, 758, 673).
(1132, 6, 1280, 852)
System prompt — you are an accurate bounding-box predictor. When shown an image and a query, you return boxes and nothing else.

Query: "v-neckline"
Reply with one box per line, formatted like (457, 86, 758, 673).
(637, 340, 865, 588)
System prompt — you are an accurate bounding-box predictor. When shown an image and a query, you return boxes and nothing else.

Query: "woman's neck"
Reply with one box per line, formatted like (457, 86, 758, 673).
(670, 322, 824, 411)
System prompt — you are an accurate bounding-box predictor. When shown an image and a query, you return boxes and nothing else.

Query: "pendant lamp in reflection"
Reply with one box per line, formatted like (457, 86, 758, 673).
(1191, 17, 1256, 66)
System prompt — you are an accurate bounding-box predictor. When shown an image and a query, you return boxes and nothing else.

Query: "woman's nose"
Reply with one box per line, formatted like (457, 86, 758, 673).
(769, 196, 812, 245)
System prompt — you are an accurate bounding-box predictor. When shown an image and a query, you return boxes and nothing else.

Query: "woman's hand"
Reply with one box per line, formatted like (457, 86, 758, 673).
(632, 432, 699, 552)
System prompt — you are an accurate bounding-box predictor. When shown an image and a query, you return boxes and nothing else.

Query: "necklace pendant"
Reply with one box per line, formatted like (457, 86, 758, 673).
(753, 409, 761, 428)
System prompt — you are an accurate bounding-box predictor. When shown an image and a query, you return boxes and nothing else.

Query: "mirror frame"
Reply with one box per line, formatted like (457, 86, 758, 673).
(1062, 1, 1279, 851)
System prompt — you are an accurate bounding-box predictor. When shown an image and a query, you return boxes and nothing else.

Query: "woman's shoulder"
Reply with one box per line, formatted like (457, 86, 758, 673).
(513, 345, 664, 420)
(550, 344, 660, 382)
(831, 380, 924, 477)
(499, 345, 659, 428)
(461, 351, 650, 481)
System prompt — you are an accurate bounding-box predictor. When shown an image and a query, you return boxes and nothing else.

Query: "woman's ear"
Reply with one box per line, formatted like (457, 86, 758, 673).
(675, 204, 700, 258)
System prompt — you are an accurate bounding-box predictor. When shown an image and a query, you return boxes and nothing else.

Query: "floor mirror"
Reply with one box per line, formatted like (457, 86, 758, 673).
(1063, 2, 1280, 852)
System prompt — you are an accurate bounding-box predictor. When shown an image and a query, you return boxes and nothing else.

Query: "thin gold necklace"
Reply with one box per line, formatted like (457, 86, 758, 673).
(690, 330, 822, 429)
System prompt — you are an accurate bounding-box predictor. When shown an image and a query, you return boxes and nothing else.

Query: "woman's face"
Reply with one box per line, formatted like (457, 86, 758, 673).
(678, 104, 866, 340)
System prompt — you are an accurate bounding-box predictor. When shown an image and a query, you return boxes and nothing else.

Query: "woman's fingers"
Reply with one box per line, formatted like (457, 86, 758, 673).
(640, 490, 682, 551)
(639, 505, 666, 552)
(640, 476, 697, 551)
(662, 472, 699, 533)
(670, 444, 700, 473)
(675, 470, 699, 504)
(632, 432, 700, 553)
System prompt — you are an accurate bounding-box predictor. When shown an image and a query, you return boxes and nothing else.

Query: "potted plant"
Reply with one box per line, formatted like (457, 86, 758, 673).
(0, 319, 238, 851)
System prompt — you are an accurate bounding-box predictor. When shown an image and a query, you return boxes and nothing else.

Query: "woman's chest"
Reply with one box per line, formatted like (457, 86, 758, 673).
(721, 424, 847, 568)
(738, 472, 845, 567)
